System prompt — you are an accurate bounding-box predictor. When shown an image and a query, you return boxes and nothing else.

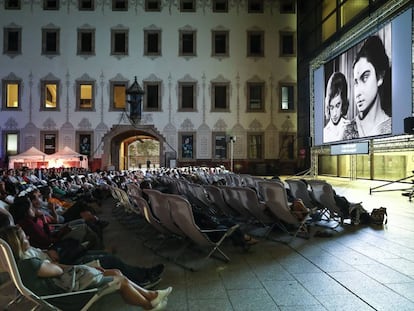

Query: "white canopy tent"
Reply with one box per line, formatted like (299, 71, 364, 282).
(47, 146, 88, 169)
(8, 147, 48, 169)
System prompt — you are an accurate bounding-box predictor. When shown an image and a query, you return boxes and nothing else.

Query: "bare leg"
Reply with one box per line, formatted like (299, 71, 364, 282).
(103, 269, 166, 309)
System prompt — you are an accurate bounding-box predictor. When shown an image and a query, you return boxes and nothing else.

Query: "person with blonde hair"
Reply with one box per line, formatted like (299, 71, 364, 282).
(0, 226, 172, 311)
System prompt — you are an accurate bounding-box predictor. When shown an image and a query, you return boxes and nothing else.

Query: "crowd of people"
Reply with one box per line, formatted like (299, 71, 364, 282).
(0, 164, 365, 310)
(0, 166, 174, 310)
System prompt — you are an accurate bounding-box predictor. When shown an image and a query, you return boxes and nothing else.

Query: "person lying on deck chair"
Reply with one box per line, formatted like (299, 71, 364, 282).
(0, 226, 172, 311)
(0, 202, 165, 289)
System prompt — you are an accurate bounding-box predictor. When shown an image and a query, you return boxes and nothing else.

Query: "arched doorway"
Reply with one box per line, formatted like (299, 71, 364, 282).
(101, 124, 166, 171)
(123, 135, 160, 170)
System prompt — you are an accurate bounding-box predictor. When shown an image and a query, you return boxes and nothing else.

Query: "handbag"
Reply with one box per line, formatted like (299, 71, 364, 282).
(53, 264, 104, 292)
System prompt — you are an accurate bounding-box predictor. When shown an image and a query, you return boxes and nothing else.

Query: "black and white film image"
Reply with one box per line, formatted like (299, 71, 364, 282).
(323, 24, 392, 143)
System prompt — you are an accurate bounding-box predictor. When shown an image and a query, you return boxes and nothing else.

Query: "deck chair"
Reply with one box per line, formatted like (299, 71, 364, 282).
(183, 183, 208, 208)
(285, 179, 319, 210)
(203, 185, 239, 218)
(229, 187, 275, 225)
(110, 186, 142, 229)
(130, 194, 171, 236)
(142, 189, 186, 237)
(257, 181, 311, 242)
(0, 238, 119, 311)
(241, 175, 266, 195)
(306, 180, 347, 227)
(220, 186, 256, 220)
(125, 182, 142, 198)
(129, 194, 181, 255)
(166, 193, 239, 264)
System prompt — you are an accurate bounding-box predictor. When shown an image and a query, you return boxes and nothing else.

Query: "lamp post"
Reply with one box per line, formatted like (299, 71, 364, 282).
(126, 76, 145, 124)
(229, 136, 236, 172)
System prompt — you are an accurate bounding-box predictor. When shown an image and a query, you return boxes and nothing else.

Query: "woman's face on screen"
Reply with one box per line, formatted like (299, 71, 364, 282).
(353, 57, 381, 115)
(328, 94, 343, 125)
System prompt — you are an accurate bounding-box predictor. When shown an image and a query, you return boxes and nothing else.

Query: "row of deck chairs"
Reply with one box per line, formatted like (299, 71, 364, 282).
(154, 176, 314, 241)
(134, 189, 239, 271)
(285, 178, 355, 227)
(107, 174, 352, 270)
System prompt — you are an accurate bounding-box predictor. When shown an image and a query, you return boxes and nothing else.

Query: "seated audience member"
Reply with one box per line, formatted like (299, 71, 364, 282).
(28, 190, 104, 247)
(0, 180, 9, 201)
(4, 169, 20, 195)
(7, 194, 164, 288)
(36, 186, 108, 230)
(8, 195, 101, 253)
(0, 226, 172, 311)
(271, 177, 310, 221)
(0, 209, 13, 228)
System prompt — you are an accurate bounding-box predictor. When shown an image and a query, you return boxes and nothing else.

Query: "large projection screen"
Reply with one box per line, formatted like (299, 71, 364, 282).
(313, 8, 412, 146)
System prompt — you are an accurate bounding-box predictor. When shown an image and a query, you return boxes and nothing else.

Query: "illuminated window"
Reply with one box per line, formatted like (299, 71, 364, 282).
(2, 80, 20, 109)
(41, 81, 59, 110)
(144, 82, 161, 111)
(5, 132, 19, 156)
(247, 30, 264, 57)
(247, 82, 264, 111)
(279, 83, 295, 111)
(321, 0, 369, 41)
(341, 0, 368, 25)
(321, 0, 336, 41)
(111, 82, 127, 110)
(247, 133, 263, 159)
(42, 28, 60, 55)
(76, 82, 94, 110)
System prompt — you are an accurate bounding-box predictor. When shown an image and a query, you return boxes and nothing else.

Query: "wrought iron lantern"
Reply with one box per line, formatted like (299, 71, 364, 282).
(126, 76, 145, 124)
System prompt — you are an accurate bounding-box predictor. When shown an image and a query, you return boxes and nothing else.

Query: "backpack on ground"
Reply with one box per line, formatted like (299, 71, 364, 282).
(349, 203, 370, 225)
(370, 207, 388, 225)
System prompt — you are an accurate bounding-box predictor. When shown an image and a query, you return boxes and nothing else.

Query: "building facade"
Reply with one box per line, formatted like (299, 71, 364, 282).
(0, 0, 297, 174)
